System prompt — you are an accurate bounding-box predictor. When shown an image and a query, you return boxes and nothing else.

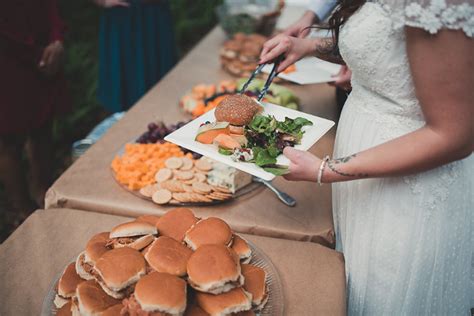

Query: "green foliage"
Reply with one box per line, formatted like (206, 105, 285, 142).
(52, 0, 221, 168)
(170, 0, 223, 55)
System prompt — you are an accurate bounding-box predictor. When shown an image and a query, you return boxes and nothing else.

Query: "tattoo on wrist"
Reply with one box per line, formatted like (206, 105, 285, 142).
(314, 38, 343, 64)
(327, 154, 369, 179)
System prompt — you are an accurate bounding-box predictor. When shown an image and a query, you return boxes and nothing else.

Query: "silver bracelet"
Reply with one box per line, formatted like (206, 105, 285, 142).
(317, 155, 330, 186)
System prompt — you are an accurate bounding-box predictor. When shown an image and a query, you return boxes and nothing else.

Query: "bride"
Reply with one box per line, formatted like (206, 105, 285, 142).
(259, 0, 473, 314)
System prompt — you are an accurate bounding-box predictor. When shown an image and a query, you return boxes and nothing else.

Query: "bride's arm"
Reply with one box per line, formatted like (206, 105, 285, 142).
(322, 28, 473, 182)
(284, 28, 473, 183)
(259, 35, 343, 72)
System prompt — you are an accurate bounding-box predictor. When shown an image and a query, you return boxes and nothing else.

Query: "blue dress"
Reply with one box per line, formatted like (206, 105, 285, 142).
(98, 0, 176, 112)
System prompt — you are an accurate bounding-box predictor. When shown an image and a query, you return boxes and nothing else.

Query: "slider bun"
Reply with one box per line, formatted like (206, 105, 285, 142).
(184, 303, 210, 316)
(196, 287, 252, 316)
(84, 241, 109, 265)
(109, 221, 157, 238)
(58, 262, 85, 298)
(145, 236, 193, 277)
(75, 280, 120, 316)
(184, 218, 233, 250)
(231, 235, 252, 263)
(136, 215, 161, 226)
(187, 244, 242, 294)
(134, 272, 187, 315)
(156, 208, 198, 242)
(98, 304, 123, 316)
(241, 264, 267, 309)
(95, 247, 146, 292)
(54, 294, 69, 309)
(75, 252, 94, 281)
(56, 300, 72, 316)
(112, 234, 155, 251)
(214, 94, 261, 126)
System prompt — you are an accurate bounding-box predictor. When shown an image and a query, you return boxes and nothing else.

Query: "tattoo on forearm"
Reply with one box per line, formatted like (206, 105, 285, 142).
(314, 38, 344, 65)
(327, 154, 369, 178)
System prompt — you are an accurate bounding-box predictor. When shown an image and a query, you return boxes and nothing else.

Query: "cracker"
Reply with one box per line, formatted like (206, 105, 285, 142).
(152, 189, 172, 204)
(195, 173, 207, 183)
(183, 177, 197, 185)
(183, 185, 194, 193)
(155, 168, 173, 183)
(195, 159, 212, 172)
(192, 182, 212, 194)
(139, 184, 158, 198)
(207, 193, 229, 201)
(180, 157, 194, 171)
(173, 192, 193, 203)
(160, 180, 185, 193)
(165, 157, 183, 169)
(192, 193, 213, 203)
(175, 171, 194, 181)
(212, 185, 232, 194)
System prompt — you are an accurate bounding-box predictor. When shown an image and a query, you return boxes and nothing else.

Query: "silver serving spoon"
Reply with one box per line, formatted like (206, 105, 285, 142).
(252, 176, 296, 207)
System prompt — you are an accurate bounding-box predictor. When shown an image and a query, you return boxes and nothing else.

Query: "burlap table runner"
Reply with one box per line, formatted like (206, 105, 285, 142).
(45, 27, 339, 246)
(0, 208, 346, 315)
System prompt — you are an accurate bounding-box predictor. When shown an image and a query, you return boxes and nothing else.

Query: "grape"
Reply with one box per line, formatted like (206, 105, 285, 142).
(148, 122, 158, 131)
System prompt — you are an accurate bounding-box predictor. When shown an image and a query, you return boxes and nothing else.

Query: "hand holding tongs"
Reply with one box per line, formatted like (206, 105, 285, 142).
(239, 54, 284, 101)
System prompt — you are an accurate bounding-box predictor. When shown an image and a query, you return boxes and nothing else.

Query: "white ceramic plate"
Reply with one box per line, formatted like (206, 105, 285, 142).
(165, 102, 335, 181)
(262, 57, 341, 85)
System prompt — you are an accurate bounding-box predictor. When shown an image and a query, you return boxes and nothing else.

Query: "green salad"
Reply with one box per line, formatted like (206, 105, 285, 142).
(229, 114, 313, 175)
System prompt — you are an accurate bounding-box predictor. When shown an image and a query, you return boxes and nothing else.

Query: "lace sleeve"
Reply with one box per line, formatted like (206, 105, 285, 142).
(378, 0, 474, 37)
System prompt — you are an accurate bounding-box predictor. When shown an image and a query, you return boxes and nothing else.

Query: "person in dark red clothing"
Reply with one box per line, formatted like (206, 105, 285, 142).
(0, 0, 69, 216)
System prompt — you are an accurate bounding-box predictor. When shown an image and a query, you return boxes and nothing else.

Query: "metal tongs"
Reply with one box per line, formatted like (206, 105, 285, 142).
(239, 54, 284, 101)
(238, 55, 296, 207)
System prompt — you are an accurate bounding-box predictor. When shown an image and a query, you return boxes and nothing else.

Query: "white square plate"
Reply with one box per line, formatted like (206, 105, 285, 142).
(165, 102, 335, 181)
(262, 57, 341, 85)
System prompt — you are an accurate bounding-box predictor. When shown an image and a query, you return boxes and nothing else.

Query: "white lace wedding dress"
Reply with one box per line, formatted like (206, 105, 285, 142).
(332, 0, 474, 314)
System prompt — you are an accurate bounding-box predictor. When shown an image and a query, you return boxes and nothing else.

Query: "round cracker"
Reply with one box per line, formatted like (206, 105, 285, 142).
(155, 168, 173, 183)
(165, 157, 183, 169)
(180, 157, 194, 171)
(212, 185, 232, 194)
(195, 173, 207, 183)
(152, 189, 172, 204)
(195, 159, 212, 172)
(183, 185, 194, 193)
(161, 180, 185, 193)
(192, 182, 212, 194)
(175, 171, 194, 181)
(139, 184, 158, 198)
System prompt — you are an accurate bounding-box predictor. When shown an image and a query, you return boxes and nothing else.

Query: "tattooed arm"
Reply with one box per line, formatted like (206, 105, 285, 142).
(259, 34, 343, 72)
(313, 37, 344, 64)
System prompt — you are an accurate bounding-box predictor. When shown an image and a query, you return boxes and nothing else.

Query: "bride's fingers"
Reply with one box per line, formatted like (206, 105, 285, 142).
(260, 36, 290, 63)
(259, 42, 289, 66)
(283, 147, 304, 162)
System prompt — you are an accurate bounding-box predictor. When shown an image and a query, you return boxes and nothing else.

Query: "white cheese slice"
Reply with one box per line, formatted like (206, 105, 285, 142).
(207, 160, 252, 194)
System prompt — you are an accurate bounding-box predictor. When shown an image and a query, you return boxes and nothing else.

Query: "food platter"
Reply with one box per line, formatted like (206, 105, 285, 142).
(111, 142, 264, 206)
(115, 173, 263, 207)
(41, 241, 284, 316)
(165, 102, 335, 181)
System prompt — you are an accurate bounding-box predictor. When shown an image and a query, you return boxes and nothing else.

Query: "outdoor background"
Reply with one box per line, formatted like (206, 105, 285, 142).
(0, 0, 222, 242)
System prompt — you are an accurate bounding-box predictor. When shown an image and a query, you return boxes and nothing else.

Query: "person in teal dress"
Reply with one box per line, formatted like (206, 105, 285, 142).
(94, 0, 176, 112)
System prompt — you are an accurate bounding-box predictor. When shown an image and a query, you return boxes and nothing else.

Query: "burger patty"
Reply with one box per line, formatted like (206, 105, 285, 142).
(79, 254, 95, 275)
(122, 295, 172, 316)
(188, 278, 242, 293)
(106, 237, 136, 248)
(91, 269, 135, 298)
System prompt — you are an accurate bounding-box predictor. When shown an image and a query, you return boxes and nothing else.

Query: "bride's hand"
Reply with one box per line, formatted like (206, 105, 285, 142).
(282, 147, 320, 182)
(259, 34, 318, 72)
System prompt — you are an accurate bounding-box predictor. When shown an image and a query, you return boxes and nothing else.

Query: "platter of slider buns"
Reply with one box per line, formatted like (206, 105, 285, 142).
(42, 208, 284, 316)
